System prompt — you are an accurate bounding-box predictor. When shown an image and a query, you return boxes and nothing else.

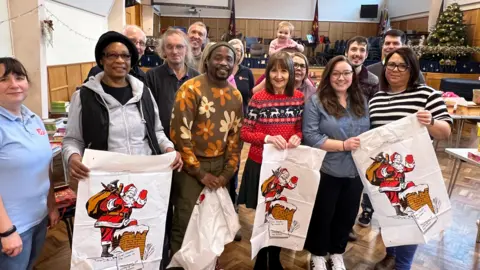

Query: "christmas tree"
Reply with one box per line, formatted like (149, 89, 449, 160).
(427, 3, 467, 46)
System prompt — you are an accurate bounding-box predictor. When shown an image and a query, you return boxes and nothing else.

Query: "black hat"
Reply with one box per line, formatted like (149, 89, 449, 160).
(94, 31, 139, 70)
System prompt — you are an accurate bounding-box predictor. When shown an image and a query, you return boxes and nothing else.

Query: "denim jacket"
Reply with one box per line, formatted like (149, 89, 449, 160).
(302, 94, 370, 178)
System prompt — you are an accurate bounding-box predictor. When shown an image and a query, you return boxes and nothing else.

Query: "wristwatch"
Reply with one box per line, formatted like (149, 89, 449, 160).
(0, 225, 17, 238)
(430, 118, 435, 126)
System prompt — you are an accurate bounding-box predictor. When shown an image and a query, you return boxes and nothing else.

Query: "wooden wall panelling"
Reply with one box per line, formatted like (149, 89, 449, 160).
(329, 22, 343, 42)
(406, 17, 428, 32)
(80, 63, 93, 82)
(425, 72, 480, 90)
(160, 17, 175, 31)
(203, 18, 218, 41)
(48, 62, 96, 103)
(218, 18, 229, 41)
(260, 20, 275, 39)
(301, 21, 312, 40)
(399, 20, 408, 31)
(66, 65, 81, 98)
(125, 7, 133, 25)
(175, 18, 191, 29)
(153, 14, 161, 37)
(463, 9, 477, 46)
(318, 22, 330, 38)
(48, 66, 69, 102)
(291, 21, 302, 38)
(246, 19, 261, 37)
(342, 22, 357, 41)
(390, 21, 400, 30)
(236, 19, 247, 37)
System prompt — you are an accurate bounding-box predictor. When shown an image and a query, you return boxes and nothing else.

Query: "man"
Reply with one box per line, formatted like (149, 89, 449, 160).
(145, 27, 199, 270)
(359, 29, 426, 229)
(344, 36, 379, 242)
(345, 36, 379, 100)
(169, 42, 243, 267)
(85, 25, 147, 83)
(367, 29, 425, 86)
(187, 21, 207, 69)
(145, 28, 200, 137)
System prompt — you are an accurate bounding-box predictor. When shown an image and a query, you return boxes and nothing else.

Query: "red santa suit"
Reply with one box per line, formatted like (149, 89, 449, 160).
(378, 153, 415, 205)
(262, 168, 299, 213)
(95, 184, 148, 245)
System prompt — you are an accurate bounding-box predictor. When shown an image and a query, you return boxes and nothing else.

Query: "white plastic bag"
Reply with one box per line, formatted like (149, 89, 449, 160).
(352, 114, 452, 247)
(168, 187, 240, 270)
(250, 145, 326, 258)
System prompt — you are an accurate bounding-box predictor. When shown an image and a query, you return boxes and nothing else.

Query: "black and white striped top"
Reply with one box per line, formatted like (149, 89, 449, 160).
(369, 85, 452, 129)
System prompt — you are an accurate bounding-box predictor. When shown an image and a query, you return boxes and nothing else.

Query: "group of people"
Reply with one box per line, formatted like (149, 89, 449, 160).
(0, 18, 452, 270)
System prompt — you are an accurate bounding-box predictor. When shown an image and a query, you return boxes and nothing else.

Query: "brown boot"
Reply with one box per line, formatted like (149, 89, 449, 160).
(374, 254, 395, 270)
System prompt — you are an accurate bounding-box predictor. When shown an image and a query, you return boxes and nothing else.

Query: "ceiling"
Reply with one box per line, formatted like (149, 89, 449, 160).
(49, 0, 116, 17)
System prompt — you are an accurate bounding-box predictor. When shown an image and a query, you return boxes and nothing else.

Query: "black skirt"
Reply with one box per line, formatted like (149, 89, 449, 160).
(238, 158, 262, 209)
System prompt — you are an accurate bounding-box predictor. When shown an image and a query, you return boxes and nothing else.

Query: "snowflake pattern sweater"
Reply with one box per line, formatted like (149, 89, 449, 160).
(241, 89, 304, 164)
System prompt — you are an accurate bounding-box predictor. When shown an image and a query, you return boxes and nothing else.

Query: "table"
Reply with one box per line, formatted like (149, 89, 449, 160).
(448, 114, 480, 149)
(445, 148, 480, 197)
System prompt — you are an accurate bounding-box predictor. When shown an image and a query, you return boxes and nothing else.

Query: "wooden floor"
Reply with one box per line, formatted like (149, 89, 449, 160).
(34, 140, 480, 270)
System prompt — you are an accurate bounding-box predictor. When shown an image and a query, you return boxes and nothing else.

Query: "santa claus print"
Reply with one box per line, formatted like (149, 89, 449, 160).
(85, 180, 149, 258)
(366, 152, 436, 216)
(261, 167, 299, 233)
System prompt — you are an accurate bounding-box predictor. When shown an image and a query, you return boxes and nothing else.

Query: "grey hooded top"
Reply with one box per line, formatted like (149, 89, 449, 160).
(62, 72, 174, 163)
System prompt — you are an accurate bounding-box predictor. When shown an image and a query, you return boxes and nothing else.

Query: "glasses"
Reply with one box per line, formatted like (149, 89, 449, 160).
(293, 63, 306, 69)
(386, 62, 409, 72)
(103, 53, 131, 61)
(331, 71, 353, 79)
(129, 39, 146, 47)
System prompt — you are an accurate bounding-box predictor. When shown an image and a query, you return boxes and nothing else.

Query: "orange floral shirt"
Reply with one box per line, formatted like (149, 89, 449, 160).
(170, 74, 244, 181)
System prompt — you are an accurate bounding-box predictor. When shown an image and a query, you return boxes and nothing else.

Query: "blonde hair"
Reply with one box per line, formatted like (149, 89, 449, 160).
(198, 42, 216, 73)
(277, 21, 294, 34)
(228, 38, 245, 65)
(188, 21, 207, 36)
(157, 27, 194, 67)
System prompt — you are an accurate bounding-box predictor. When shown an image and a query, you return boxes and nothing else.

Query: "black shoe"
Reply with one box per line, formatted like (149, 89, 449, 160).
(358, 210, 372, 227)
(348, 229, 357, 241)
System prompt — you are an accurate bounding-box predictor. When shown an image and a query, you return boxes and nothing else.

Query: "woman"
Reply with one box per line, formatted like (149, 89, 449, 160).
(238, 51, 304, 270)
(252, 52, 315, 97)
(0, 57, 59, 269)
(228, 39, 255, 114)
(292, 52, 317, 102)
(371, 48, 451, 270)
(303, 55, 370, 270)
(63, 32, 182, 257)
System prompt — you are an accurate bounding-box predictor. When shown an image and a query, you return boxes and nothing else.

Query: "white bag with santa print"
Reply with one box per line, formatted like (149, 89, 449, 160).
(352, 114, 452, 247)
(71, 149, 175, 270)
(168, 187, 240, 270)
(250, 145, 326, 259)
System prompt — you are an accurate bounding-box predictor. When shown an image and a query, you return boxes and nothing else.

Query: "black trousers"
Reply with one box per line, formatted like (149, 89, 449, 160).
(304, 171, 363, 256)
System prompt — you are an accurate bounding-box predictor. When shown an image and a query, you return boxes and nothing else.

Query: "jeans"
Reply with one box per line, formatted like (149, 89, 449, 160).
(361, 193, 374, 213)
(386, 245, 418, 270)
(0, 216, 48, 270)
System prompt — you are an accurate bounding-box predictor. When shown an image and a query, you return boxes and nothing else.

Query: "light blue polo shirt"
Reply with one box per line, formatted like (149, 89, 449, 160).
(0, 105, 52, 234)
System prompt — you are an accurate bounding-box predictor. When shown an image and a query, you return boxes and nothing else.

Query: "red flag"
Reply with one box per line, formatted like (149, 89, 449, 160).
(228, 0, 236, 36)
(312, 1, 319, 43)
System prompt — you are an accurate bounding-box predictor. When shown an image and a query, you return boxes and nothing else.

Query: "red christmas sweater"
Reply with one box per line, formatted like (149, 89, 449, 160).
(241, 89, 304, 163)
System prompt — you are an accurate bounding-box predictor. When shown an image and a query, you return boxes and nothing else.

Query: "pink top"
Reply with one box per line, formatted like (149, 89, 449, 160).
(228, 74, 237, 88)
(269, 38, 304, 55)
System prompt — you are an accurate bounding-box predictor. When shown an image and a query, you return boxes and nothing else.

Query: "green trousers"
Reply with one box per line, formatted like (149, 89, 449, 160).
(170, 155, 225, 257)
